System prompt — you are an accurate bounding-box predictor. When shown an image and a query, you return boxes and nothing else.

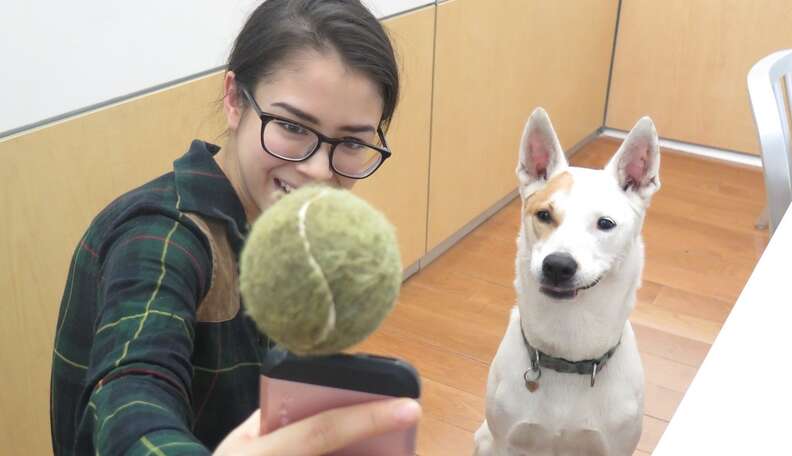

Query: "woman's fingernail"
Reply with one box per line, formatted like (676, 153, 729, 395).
(393, 399, 421, 423)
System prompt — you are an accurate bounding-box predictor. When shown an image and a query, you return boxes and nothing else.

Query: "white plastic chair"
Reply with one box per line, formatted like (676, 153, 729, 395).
(747, 49, 792, 236)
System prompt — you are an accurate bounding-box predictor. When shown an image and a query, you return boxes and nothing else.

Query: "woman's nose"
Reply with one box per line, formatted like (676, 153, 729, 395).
(296, 143, 334, 181)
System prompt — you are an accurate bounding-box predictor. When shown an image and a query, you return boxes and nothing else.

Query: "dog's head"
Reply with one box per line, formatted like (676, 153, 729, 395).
(516, 108, 660, 301)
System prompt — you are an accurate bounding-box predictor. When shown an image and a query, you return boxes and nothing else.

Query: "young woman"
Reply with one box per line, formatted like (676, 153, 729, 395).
(50, 1, 421, 454)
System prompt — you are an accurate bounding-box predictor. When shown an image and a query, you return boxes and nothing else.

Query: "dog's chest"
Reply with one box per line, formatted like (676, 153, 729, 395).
(492, 367, 629, 426)
(489, 364, 641, 455)
(486, 318, 643, 453)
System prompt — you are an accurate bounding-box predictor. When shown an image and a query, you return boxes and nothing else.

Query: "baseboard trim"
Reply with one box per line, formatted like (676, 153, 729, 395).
(600, 128, 763, 168)
(403, 260, 421, 281)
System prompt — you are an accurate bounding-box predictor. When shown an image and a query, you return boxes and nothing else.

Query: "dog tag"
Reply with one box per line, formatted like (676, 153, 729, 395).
(525, 379, 539, 392)
(524, 369, 541, 393)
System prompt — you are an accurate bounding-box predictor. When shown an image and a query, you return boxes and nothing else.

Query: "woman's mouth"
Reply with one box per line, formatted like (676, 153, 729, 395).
(274, 177, 295, 194)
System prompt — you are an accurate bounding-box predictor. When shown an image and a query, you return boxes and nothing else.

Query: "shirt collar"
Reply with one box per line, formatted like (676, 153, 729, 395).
(174, 140, 249, 251)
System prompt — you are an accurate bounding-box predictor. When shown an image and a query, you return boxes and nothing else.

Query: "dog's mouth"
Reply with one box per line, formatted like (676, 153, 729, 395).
(540, 277, 602, 300)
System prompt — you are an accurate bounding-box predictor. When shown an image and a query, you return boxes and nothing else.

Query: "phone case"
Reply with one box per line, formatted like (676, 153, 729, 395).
(260, 353, 420, 456)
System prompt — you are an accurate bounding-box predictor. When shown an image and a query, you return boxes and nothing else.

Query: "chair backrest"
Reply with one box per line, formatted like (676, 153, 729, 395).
(748, 49, 792, 236)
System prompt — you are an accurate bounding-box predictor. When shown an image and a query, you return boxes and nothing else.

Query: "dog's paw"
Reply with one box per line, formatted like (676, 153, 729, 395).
(506, 422, 554, 455)
(473, 420, 495, 456)
(557, 429, 609, 456)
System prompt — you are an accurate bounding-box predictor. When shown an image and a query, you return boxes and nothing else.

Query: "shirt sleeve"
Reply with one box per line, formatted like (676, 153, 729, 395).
(81, 214, 213, 455)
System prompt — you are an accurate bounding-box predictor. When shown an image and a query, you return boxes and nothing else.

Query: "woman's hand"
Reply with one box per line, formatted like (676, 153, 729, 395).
(214, 398, 421, 456)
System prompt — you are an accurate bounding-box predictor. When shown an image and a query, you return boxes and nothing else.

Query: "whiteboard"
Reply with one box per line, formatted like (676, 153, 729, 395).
(0, 0, 434, 137)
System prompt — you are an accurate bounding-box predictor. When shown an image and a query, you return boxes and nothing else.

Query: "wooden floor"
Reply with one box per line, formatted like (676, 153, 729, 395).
(354, 137, 769, 455)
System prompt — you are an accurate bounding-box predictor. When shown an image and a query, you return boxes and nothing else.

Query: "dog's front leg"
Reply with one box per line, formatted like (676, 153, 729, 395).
(474, 363, 501, 455)
(473, 420, 495, 456)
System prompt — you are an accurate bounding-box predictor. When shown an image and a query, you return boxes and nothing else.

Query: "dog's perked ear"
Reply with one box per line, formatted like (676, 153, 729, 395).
(606, 116, 661, 202)
(517, 108, 569, 193)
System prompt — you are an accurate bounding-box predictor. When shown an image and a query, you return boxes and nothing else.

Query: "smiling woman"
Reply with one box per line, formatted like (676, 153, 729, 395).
(47, 1, 422, 455)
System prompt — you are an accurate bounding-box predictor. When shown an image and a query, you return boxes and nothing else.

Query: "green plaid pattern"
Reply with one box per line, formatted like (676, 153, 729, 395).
(51, 141, 270, 455)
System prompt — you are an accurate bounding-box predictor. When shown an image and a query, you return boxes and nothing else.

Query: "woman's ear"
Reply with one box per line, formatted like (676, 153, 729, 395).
(223, 71, 243, 131)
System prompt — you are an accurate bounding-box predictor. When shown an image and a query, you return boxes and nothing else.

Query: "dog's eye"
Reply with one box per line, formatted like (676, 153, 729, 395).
(597, 217, 617, 231)
(535, 210, 552, 223)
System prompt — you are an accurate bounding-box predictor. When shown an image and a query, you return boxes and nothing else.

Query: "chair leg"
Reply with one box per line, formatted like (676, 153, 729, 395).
(755, 206, 769, 230)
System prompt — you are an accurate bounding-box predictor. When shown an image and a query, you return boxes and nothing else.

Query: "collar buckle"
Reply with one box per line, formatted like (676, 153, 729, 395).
(590, 362, 599, 387)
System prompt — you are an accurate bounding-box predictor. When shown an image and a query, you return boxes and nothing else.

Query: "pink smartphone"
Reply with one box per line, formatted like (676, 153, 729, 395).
(260, 352, 420, 456)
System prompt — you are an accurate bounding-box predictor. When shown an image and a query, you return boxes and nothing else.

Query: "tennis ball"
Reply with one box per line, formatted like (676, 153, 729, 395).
(239, 186, 402, 355)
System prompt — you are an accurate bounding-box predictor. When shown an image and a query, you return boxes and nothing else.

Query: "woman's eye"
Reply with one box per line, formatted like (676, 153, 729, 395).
(535, 210, 552, 223)
(340, 136, 370, 148)
(276, 121, 307, 135)
(343, 141, 365, 151)
(597, 217, 617, 231)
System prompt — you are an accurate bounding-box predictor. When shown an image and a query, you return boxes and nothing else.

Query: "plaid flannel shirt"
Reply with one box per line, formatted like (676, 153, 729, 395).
(51, 140, 271, 455)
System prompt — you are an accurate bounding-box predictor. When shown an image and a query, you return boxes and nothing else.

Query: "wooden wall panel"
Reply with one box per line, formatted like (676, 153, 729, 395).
(0, 6, 433, 453)
(607, 0, 792, 155)
(428, 0, 618, 250)
(0, 73, 226, 456)
(353, 6, 434, 269)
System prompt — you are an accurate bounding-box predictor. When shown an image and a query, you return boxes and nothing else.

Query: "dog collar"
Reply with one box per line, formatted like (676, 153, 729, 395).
(520, 323, 620, 388)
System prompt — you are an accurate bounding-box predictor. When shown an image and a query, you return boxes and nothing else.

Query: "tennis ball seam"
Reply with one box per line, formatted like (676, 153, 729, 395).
(297, 188, 336, 346)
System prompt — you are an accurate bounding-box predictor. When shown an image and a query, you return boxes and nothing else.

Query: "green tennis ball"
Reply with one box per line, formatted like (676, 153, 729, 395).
(239, 186, 402, 355)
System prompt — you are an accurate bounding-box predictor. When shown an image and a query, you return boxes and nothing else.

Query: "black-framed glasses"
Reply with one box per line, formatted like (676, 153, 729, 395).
(241, 87, 392, 179)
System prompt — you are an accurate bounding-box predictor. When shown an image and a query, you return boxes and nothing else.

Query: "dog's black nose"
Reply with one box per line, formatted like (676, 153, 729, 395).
(542, 253, 578, 284)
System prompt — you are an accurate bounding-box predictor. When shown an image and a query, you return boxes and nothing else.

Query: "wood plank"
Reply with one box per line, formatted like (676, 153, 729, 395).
(642, 210, 763, 302)
(644, 382, 684, 422)
(379, 286, 509, 364)
(649, 179, 767, 237)
(637, 415, 668, 454)
(632, 286, 732, 344)
(636, 280, 664, 308)
(416, 415, 475, 456)
(420, 378, 485, 433)
(641, 352, 698, 394)
(631, 322, 711, 368)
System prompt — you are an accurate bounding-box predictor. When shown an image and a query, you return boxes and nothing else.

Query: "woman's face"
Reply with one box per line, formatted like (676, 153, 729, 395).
(223, 49, 384, 219)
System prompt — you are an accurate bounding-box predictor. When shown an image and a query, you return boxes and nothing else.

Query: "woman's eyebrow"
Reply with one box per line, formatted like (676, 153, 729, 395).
(339, 124, 376, 134)
(270, 102, 376, 135)
(270, 102, 320, 125)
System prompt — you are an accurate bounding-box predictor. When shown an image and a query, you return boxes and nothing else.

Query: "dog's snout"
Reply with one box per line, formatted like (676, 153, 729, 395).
(542, 253, 578, 284)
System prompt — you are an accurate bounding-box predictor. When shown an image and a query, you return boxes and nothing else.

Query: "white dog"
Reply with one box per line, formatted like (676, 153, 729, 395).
(474, 108, 660, 456)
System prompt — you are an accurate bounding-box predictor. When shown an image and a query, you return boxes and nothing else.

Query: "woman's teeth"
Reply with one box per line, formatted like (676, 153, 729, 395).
(275, 178, 294, 193)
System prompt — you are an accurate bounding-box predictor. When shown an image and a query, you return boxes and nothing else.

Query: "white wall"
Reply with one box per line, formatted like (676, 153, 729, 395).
(0, 0, 433, 137)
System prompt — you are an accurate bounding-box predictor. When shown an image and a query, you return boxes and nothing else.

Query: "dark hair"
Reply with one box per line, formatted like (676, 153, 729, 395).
(227, 0, 399, 129)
